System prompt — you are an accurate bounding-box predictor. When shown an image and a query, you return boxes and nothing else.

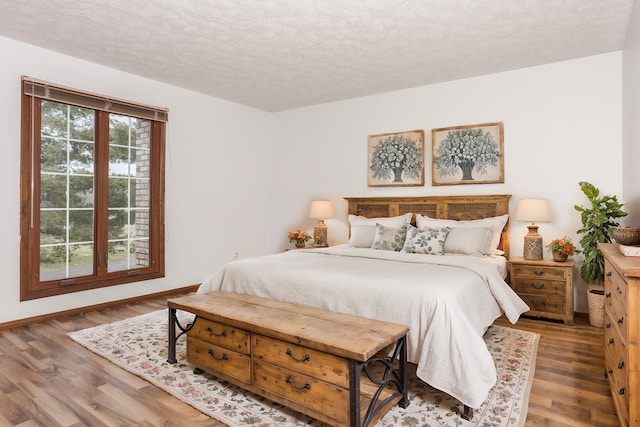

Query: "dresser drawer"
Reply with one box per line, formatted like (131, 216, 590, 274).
(253, 360, 350, 424)
(511, 265, 566, 281)
(604, 324, 628, 391)
(189, 317, 250, 354)
(253, 334, 349, 388)
(187, 336, 251, 383)
(511, 278, 566, 297)
(605, 354, 630, 427)
(518, 294, 565, 315)
(605, 295, 627, 344)
(605, 268, 628, 310)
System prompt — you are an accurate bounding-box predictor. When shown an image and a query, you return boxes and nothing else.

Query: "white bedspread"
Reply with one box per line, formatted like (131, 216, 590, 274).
(198, 247, 529, 408)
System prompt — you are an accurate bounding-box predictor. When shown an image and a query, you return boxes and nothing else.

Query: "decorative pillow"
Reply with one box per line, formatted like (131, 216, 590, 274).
(416, 214, 508, 254)
(444, 227, 493, 255)
(402, 225, 450, 255)
(347, 213, 413, 247)
(371, 224, 408, 251)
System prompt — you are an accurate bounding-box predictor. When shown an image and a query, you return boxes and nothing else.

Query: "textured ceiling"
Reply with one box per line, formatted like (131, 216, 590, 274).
(0, 0, 633, 112)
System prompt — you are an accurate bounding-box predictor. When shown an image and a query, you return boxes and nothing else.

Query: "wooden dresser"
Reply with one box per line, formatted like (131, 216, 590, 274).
(508, 257, 575, 325)
(167, 292, 409, 427)
(600, 243, 640, 427)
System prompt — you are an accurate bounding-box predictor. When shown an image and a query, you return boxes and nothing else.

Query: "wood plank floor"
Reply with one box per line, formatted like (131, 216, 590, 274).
(0, 293, 619, 426)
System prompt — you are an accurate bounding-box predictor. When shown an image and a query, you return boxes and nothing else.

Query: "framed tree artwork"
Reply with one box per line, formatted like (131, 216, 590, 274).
(368, 129, 424, 187)
(431, 122, 504, 186)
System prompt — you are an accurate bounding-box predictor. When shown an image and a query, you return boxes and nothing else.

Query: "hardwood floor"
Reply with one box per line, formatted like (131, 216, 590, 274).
(0, 293, 619, 427)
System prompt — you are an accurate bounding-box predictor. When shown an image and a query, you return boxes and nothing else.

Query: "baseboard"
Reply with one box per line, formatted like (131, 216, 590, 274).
(0, 284, 200, 330)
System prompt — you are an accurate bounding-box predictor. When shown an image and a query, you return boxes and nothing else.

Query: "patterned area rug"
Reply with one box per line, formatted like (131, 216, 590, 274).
(68, 310, 538, 427)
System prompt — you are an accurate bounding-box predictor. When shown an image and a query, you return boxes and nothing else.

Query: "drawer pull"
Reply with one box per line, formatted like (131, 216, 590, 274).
(606, 323, 611, 329)
(605, 292, 611, 298)
(533, 270, 544, 276)
(618, 387, 625, 395)
(606, 271, 612, 277)
(207, 349, 228, 361)
(285, 348, 310, 363)
(530, 283, 545, 290)
(206, 326, 227, 337)
(618, 360, 624, 369)
(531, 300, 546, 307)
(285, 375, 311, 391)
(617, 317, 624, 326)
(609, 338, 615, 345)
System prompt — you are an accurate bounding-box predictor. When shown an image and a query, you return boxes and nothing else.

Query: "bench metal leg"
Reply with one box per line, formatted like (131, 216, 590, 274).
(462, 404, 473, 421)
(167, 307, 195, 364)
(350, 334, 409, 427)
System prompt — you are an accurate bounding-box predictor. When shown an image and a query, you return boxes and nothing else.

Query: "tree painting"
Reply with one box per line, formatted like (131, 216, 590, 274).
(432, 122, 504, 185)
(368, 130, 424, 186)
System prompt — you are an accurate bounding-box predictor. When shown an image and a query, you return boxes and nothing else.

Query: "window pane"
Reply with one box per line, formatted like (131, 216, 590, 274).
(41, 137, 67, 173)
(68, 106, 95, 140)
(69, 210, 94, 243)
(41, 101, 69, 138)
(39, 102, 95, 282)
(40, 175, 67, 208)
(69, 141, 94, 174)
(40, 210, 66, 243)
(107, 113, 152, 274)
(108, 209, 128, 240)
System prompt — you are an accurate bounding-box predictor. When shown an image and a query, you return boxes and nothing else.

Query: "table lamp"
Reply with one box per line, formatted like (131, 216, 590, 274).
(309, 200, 334, 247)
(515, 198, 551, 260)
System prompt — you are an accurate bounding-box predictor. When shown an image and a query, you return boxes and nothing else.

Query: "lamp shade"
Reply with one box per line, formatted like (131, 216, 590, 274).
(309, 200, 334, 219)
(515, 199, 551, 223)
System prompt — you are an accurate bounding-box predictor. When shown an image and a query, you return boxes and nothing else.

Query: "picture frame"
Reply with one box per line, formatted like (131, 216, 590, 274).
(367, 129, 424, 187)
(431, 122, 504, 186)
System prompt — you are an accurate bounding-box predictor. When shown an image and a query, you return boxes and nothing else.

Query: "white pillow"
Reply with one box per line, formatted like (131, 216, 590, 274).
(416, 214, 508, 254)
(444, 227, 493, 255)
(401, 225, 450, 255)
(347, 213, 413, 247)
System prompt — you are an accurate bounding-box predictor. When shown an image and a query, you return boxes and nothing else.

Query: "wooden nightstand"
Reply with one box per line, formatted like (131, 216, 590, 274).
(508, 257, 575, 325)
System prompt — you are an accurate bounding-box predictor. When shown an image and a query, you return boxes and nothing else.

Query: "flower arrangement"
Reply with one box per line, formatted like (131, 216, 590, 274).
(546, 237, 578, 257)
(288, 230, 311, 246)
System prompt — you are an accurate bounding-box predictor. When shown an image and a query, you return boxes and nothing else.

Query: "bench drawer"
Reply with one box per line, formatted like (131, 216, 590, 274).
(189, 317, 250, 355)
(253, 334, 349, 388)
(187, 336, 251, 384)
(253, 360, 349, 424)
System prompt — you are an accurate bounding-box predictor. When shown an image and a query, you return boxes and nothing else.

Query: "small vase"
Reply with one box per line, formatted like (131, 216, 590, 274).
(553, 252, 568, 262)
(295, 241, 306, 248)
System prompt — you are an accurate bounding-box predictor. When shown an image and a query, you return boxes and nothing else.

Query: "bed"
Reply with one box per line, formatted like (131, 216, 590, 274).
(197, 194, 529, 411)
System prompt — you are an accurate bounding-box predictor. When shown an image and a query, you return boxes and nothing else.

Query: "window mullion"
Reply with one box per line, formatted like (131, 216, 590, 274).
(93, 111, 110, 277)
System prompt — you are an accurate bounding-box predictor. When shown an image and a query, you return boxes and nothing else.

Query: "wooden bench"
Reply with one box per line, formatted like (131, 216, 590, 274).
(167, 291, 409, 427)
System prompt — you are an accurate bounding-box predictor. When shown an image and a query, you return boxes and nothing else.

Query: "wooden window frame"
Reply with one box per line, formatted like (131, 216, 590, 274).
(20, 78, 166, 301)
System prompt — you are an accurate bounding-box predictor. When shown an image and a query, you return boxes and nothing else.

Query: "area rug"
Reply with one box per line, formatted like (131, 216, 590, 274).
(68, 310, 539, 427)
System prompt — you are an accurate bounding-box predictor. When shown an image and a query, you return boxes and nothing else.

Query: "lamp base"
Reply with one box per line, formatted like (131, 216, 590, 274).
(313, 220, 328, 247)
(523, 224, 543, 260)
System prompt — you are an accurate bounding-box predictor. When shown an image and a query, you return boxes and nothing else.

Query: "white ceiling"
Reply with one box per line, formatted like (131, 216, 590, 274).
(0, 0, 634, 112)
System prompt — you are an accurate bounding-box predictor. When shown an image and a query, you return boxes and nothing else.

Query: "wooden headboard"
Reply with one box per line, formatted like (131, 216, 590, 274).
(344, 194, 512, 257)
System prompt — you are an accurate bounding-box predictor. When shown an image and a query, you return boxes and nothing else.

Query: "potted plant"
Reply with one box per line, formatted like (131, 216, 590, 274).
(546, 237, 578, 262)
(288, 230, 312, 248)
(574, 181, 627, 326)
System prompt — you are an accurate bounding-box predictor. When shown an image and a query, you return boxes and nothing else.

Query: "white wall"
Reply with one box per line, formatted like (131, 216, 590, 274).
(271, 53, 623, 312)
(622, 0, 640, 223)
(0, 36, 273, 323)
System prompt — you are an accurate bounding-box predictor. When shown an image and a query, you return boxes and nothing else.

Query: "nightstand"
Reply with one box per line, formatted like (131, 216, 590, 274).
(508, 257, 575, 325)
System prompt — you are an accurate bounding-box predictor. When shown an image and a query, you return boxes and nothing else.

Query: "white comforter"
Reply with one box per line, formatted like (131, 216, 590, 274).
(198, 247, 529, 408)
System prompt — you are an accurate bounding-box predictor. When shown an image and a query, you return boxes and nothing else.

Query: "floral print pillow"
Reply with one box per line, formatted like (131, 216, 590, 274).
(402, 225, 450, 255)
(371, 224, 409, 251)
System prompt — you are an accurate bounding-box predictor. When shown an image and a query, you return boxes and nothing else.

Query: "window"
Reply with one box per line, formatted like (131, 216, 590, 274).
(20, 78, 167, 300)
